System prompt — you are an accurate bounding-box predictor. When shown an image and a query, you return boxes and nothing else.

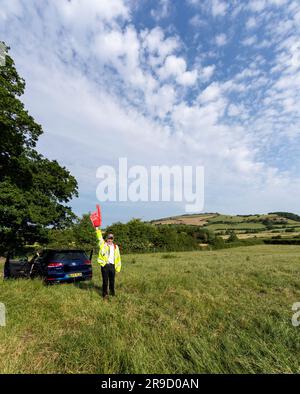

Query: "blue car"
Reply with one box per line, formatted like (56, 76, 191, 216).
(30, 249, 93, 284)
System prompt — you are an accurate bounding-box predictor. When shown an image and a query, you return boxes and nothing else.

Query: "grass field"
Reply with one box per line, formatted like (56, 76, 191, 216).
(1, 245, 300, 373)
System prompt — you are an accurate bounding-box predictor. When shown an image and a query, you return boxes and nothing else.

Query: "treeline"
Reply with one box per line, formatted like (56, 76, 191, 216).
(263, 238, 300, 245)
(207, 217, 287, 227)
(268, 212, 300, 222)
(47, 217, 210, 253)
(46, 216, 262, 254)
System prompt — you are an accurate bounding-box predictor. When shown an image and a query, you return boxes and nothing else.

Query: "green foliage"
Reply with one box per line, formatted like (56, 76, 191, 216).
(227, 230, 239, 242)
(212, 236, 263, 250)
(46, 218, 267, 254)
(272, 235, 282, 239)
(262, 218, 275, 230)
(73, 214, 97, 251)
(47, 214, 97, 252)
(211, 236, 225, 249)
(224, 238, 264, 248)
(105, 219, 200, 253)
(264, 238, 300, 245)
(0, 44, 78, 255)
(47, 228, 75, 249)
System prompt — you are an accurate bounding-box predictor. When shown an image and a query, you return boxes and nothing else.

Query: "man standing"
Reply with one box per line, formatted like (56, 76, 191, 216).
(96, 227, 121, 299)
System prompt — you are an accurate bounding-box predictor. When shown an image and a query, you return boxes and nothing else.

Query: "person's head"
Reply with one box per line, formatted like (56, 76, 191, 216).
(106, 233, 114, 244)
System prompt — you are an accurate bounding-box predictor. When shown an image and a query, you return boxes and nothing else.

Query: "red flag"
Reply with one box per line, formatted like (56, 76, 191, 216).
(90, 204, 102, 228)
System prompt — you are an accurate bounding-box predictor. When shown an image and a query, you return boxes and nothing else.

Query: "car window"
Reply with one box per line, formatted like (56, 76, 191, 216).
(48, 252, 88, 260)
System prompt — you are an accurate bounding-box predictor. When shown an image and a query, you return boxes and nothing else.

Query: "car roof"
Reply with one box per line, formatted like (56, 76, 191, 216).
(42, 249, 87, 253)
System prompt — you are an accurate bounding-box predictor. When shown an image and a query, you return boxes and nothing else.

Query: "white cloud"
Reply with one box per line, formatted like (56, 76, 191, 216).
(211, 0, 227, 17)
(151, 0, 171, 21)
(141, 27, 179, 67)
(198, 82, 222, 103)
(1, 0, 300, 221)
(248, 0, 266, 12)
(0, 0, 23, 21)
(158, 55, 186, 78)
(199, 65, 216, 82)
(215, 33, 227, 46)
(145, 84, 176, 118)
(189, 14, 207, 28)
(187, 0, 227, 17)
(246, 17, 257, 29)
(227, 103, 246, 117)
(269, 0, 288, 6)
(56, 0, 129, 23)
(177, 70, 198, 86)
(241, 36, 257, 46)
(158, 55, 198, 86)
(94, 26, 140, 80)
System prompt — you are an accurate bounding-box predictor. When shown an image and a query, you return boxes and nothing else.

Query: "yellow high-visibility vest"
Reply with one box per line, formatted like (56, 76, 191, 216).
(96, 229, 122, 272)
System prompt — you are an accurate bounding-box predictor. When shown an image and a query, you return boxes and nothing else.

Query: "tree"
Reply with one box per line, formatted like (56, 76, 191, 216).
(211, 236, 225, 249)
(73, 214, 98, 252)
(227, 230, 238, 242)
(0, 43, 78, 274)
(47, 228, 76, 249)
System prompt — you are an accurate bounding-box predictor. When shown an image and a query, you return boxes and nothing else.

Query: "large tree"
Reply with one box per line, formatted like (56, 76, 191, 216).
(0, 43, 78, 273)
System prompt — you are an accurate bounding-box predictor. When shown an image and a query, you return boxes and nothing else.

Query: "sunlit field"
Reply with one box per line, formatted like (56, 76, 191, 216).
(1, 245, 300, 373)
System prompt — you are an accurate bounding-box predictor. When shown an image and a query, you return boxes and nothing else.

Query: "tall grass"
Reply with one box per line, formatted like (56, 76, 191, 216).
(0, 245, 300, 373)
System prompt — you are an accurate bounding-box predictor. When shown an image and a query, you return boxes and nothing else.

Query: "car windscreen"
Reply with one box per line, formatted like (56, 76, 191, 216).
(47, 252, 88, 261)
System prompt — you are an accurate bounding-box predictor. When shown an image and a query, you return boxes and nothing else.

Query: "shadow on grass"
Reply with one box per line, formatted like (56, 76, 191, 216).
(73, 280, 102, 294)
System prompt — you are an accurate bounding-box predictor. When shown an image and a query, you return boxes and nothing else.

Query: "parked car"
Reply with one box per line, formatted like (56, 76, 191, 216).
(29, 249, 93, 284)
(4, 256, 31, 279)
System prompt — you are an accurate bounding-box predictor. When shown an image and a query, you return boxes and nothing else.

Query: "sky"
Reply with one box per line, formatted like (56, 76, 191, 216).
(1, 0, 300, 225)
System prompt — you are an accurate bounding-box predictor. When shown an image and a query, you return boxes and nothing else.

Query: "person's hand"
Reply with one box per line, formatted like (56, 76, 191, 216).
(90, 204, 101, 228)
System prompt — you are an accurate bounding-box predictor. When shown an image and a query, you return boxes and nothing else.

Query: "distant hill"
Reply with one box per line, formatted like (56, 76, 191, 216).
(150, 212, 300, 237)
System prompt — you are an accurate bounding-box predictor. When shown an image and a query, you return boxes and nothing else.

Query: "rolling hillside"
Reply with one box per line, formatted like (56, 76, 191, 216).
(150, 212, 300, 239)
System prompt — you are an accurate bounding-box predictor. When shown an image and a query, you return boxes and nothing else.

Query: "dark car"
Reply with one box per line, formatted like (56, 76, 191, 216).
(4, 256, 31, 279)
(30, 249, 93, 284)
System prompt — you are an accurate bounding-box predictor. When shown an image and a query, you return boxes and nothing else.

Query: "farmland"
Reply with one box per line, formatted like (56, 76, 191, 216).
(151, 212, 300, 240)
(1, 245, 300, 373)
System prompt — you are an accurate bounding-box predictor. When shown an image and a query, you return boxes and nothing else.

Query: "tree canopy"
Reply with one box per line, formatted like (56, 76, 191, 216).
(0, 43, 78, 256)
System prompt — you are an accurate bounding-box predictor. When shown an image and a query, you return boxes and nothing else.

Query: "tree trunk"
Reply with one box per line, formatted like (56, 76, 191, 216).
(3, 251, 11, 279)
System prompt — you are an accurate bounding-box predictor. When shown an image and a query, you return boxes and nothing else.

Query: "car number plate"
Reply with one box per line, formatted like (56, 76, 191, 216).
(69, 273, 82, 278)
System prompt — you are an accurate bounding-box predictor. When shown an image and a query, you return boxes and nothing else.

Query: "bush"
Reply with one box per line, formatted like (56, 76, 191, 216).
(227, 231, 239, 242)
(285, 228, 295, 232)
(264, 239, 300, 245)
(212, 237, 263, 250)
(211, 236, 226, 249)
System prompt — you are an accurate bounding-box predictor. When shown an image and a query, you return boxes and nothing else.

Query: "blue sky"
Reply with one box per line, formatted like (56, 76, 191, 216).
(1, 0, 300, 225)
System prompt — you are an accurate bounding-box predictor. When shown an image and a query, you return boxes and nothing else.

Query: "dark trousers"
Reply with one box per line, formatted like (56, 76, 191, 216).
(101, 264, 115, 297)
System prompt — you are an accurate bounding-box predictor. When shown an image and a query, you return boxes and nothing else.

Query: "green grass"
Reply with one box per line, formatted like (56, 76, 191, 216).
(1, 245, 300, 373)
